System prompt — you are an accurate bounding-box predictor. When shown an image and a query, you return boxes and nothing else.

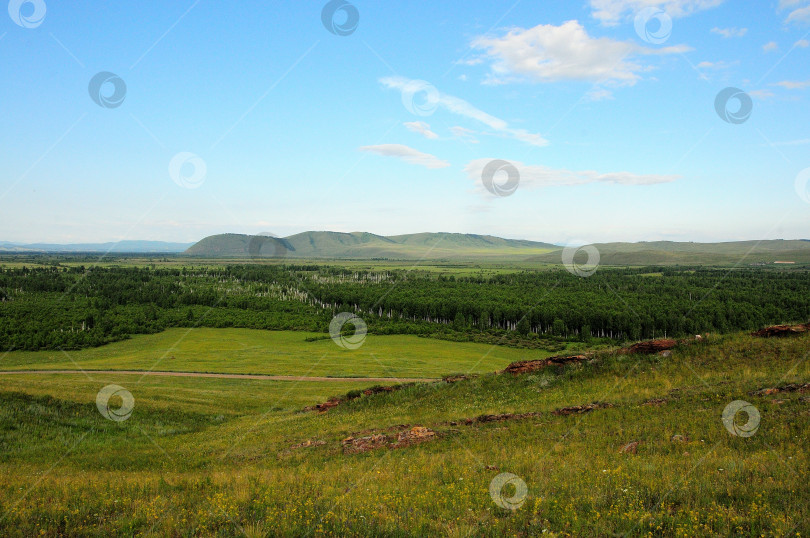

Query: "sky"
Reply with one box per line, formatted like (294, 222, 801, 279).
(1, 0, 809, 245)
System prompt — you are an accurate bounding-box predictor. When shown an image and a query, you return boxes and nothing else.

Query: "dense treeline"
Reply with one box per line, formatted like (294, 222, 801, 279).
(0, 264, 808, 351)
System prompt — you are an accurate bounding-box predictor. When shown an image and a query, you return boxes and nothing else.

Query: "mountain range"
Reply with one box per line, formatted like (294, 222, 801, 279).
(3, 233, 809, 265)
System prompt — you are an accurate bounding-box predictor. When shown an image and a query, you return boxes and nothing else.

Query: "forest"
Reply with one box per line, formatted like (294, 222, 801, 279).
(1, 263, 808, 351)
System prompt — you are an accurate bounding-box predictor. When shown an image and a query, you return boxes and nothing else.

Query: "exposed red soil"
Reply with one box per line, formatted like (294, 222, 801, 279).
(624, 339, 678, 355)
(342, 426, 437, 454)
(751, 323, 810, 338)
(449, 411, 543, 426)
(750, 383, 810, 396)
(502, 354, 590, 375)
(551, 402, 614, 416)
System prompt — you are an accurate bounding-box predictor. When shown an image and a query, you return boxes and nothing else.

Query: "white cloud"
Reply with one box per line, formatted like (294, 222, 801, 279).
(464, 158, 679, 192)
(471, 21, 689, 88)
(780, 0, 810, 23)
(771, 138, 810, 146)
(696, 60, 737, 70)
(380, 76, 548, 147)
(763, 41, 779, 52)
(774, 80, 810, 89)
(450, 126, 480, 143)
(749, 89, 775, 100)
(404, 121, 438, 139)
(589, 0, 726, 25)
(359, 144, 450, 169)
(796, 39, 810, 47)
(711, 27, 748, 38)
(587, 87, 615, 101)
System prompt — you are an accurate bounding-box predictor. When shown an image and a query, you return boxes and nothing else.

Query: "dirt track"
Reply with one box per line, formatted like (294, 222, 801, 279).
(0, 369, 438, 383)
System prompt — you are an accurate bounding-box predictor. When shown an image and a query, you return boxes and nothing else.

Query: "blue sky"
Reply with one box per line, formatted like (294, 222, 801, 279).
(1, 0, 809, 244)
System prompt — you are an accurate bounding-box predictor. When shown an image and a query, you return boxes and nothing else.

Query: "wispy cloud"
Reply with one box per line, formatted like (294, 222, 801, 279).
(774, 80, 810, 89)
(749, 89, 775, 100)
(763, 41, 779, 52)
(359, 144, 450, 169)
(711, 27, 748, 38)
(404, 121, 438, 139)
(380, 76, 549, 147)
(589, 0, 726, 25)
(779, 0, 810, 23)
(450, 126, 479, 143)
(770, 138, 810, 146)
(464, 158, 679, 193)
(471, 21, 690, 88)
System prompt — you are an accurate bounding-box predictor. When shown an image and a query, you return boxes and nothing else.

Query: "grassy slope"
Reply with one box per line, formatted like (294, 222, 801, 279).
(529, 239, 810, 266)
(184, 232, 558, 260)
(0, 331, 808, 536)
(0, 328, 544, 378)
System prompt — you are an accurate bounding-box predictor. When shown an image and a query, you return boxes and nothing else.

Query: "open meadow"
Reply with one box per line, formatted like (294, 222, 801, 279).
(1, 328, 808, 536)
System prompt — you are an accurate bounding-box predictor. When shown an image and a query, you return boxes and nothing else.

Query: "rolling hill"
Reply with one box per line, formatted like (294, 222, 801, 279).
(527, 239, 810, 266)
(184, 232, 810, 264)
(183, 232, 559, 260)
(0, 240, 193, 253)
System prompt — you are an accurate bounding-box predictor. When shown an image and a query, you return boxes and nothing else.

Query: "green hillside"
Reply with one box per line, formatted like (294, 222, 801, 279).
(1, 330, 807, 535)
(529, 239, 810, 266)
(184, 231, 559, 260)
(185, 232, 810, 264)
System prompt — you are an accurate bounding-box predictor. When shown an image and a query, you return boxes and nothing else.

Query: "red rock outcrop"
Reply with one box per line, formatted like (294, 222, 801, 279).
(503, 354, 589, 375)
(552, 402, 614, 416)
(751, 323, 810, 338)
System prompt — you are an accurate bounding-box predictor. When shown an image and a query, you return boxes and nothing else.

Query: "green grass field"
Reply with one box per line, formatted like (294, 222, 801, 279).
(0, 329, 808, 536)
(0, 328, 547, 379)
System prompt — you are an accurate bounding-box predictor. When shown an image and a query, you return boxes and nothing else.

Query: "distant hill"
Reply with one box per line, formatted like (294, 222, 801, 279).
(527, 239, 810, 266)
(0, 240, 193, 254)
(184, 232, 559, 260)
(185, 233, 810, 264)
